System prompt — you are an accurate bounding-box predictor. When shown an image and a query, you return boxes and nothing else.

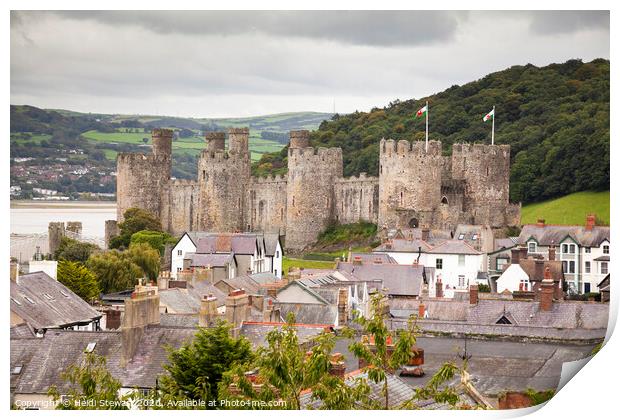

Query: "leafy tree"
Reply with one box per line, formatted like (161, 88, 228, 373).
(48, 352, 128, 410)
(219, 313, 347, 410)
(109, 208, 162, 249)
(57, 260, 100, 302)
(125, 242, 160, 281)
(157, 321, 253, 407)
(130, 230, 177, 256)
(87, 249, 143, 293)
(54, 236, 100, 262)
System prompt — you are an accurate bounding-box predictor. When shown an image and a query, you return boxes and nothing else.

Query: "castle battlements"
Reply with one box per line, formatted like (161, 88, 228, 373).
(117, 125, 520, 250)
(253, 174, 287, 184)
(380, 138, 442, 155)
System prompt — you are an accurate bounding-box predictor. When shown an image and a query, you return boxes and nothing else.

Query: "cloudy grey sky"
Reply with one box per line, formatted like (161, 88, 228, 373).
(10, 10, 609, 118)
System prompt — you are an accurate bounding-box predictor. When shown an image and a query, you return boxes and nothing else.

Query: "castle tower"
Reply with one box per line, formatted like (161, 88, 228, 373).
(197, 127, 250, 232)
(377, 139, 444, 230)
(285, 130, 343, 250)
(450, 143, 512, 227)
(116, 128, 172, 222)
(205, 131, 226, 152)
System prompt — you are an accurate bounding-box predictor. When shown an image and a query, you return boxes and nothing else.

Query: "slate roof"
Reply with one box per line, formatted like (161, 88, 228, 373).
(336, 262, 424, 297)
(597, 274, 610, 291)
(239, 321, 329, 348)
(373, 239, 432, 253)
(350, 252, 397, 263)
(159, 280, 227, 313)
(491, 237, 518, 254)
(195, 234, 259, 255)
(215, 274, 262, 296)
(427, 240, 481, 255)
(277, 303, 338, 326)
(300, 370, 415, 409)
(389, 228, 453, 245)
(159, 313, 199, 328)
(390, 297, 608, 329)
(518, 224, 610, 247)
(594, 255, 610, 261)
(263, 233, 280, 257)
(185, 252, 236, 268)
(10, 272, 102, 331)
(248, 272, 279, 285)
(10, 323, 35, 339)
(518, 259, 564, 282)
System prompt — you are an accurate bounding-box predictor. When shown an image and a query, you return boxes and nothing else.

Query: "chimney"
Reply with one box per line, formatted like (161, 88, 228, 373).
(328, 353, 346, 379)
(519, 247, 528, 260)
(585, 214, 596, 231)
(263, 298, 275, 322)
(226, 289, 249, 337)
(536, 219, 545, 228)
(435, 277, 443, 298)
(121, 285, 160, 366)
(10, 260, 19, 283)
(534, 260, 544, 280)
(539, 267, 554, 312)
(548, 244, 556, 261)
(511, 248, 520, 264)
(199, 294, 219, 327)
(421, 229, 430, 241)
(104, 308, 121, 330)
(352, 256, 363, 266)
(418, 302, 425, 318)
(469, 284, 479, 305)
(337, 288, 348, 325)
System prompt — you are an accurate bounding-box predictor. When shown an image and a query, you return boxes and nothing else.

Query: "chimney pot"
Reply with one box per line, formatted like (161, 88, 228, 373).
(536, 219, 545, 227)
(585, 214, 596, 231)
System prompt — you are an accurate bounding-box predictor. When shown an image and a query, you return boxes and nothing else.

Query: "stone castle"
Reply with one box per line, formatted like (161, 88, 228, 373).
(116, 128, 520, 250)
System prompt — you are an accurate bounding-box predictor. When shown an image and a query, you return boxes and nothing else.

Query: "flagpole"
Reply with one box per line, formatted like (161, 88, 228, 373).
(425, 101, 429, 152)
(491, 105, 495, 146)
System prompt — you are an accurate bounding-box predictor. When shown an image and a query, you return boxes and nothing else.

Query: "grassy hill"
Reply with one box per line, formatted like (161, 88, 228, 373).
(256, 58, 610, 204)
(521, 191, 609, 226)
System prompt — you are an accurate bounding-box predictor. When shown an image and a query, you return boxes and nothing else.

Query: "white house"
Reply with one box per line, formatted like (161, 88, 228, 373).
(496, 263, 531, 293)
(170, 232, 283, 280)
(518, 215, 610, 294)
(424, 240, 484, 298)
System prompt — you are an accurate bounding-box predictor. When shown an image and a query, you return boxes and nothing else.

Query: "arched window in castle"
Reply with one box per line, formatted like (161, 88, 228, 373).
(368, 200, 372, 214)
(441, 196, 449, 205)
(292, 196, 295, 207)
(202, 170, 207, 181)
(400, 191, 403, 206)
(325, 197, 330, 209)
(486, 166, 489, 177)
(380, 164, 383, 175)
(409, 218, 419, 228)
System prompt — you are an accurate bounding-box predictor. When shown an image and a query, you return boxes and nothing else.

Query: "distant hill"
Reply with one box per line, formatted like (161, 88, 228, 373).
(521, 191, 609, 226)
(256, 58, 610, 204)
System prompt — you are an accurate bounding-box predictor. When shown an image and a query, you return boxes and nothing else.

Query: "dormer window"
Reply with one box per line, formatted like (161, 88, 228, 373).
(603, 245, 609, 254)
(458, 234, 465, 240)
(472, 234, 478, 240)
(23, 296, 35, 304)
(11, 298, 21, 306)
(528, 242, 537, 253)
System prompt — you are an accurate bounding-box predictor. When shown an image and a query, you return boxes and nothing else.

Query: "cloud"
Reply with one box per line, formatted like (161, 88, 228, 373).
(41, 10, 468, 47)
(10, 10, 610, 117)
(528, 10, 609, 35)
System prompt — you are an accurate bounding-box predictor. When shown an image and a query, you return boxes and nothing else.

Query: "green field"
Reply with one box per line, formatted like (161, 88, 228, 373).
(282, 257, 335, 275)
(10, 132, 52, 145)
(521, 191, 610, 226)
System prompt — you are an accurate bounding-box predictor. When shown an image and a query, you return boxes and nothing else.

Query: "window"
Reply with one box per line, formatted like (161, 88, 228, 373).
(569, 244, 576, 254)
(562, 244, 568, 253)
(458, 255, 465, 266)
(519, 279, 530, 291)
(276, 250, 279, 258)
(23, 296, 35, 304)
(12, 365, 22, 375)
(458, 234, 465, 240)
(601, 262, 608, 274)
(177, 249, 183, 256)
(496, 316, 512, 325)
(435, 259, 443, 269)
(472, 234, 478, 240)
(528, 242, 537, 253)
(585, 261, 591, 274)
(177, 267, 182, 271)
(585, 247, 591, 254)
(563, 260, 576, 274)
(11, 298, 21, 306)
(274, 269, 278, 277)
(458, 275, 465, 287)
(603, 245, 609, 254)
(60, 290, 70, 298)
(496, 257, 509, 271)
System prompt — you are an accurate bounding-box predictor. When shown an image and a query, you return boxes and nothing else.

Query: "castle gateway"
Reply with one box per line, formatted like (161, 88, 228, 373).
(116, 128, 521, 251)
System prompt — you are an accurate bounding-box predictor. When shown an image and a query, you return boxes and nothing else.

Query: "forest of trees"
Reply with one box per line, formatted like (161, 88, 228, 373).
(253, 59, 609, 204)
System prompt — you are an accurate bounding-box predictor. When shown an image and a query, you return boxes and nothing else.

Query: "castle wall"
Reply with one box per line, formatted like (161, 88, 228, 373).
(286, 140, 343, 251)
(451, 143, 512, 227)
(247, 175, 288, 234)
(378, 139, 444, 230)
(334, 173, 379, 224)
(116, 129, 172, 222)
(197, 128, 250, 232)
(161, 179, 199, 236)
